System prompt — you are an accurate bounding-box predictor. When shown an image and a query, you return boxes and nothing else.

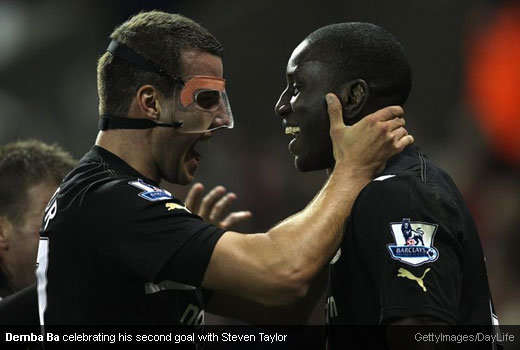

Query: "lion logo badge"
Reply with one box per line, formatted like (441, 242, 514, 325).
(387, 218, 439, 266)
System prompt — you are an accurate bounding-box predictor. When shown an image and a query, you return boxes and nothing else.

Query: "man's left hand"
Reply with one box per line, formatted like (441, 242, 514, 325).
(185, 183, 252, 229)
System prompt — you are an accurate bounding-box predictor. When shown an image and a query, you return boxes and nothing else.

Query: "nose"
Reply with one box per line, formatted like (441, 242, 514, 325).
(274, 90, 291, 117)
(208, 97, 233, 130)
(208, 111, 231, 130)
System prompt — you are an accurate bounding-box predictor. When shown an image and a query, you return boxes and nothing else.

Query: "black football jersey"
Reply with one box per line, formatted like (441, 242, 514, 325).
(36, 146, 226, 327)
(326, 146, 500, 348)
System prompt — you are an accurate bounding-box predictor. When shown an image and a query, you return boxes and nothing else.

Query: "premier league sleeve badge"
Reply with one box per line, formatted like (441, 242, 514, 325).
(387, 218, 439, 266)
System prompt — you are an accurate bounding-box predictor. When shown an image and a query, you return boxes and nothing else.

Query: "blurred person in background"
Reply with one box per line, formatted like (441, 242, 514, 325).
(0, 139, 75, 324)
(0, 139, 75, 299)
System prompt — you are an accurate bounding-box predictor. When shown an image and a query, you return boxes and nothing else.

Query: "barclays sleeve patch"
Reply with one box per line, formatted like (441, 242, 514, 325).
(387, 218, 439, 266)
(128, 179, 173, 201)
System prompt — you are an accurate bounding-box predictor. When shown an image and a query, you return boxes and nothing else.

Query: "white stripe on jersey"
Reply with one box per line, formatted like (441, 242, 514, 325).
(373, 174, 396, 182)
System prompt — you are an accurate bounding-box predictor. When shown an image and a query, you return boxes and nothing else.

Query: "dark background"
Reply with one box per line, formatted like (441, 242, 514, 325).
(0, 0, 518, 325)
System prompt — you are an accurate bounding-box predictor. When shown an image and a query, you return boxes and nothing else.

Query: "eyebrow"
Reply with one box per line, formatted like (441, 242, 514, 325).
(289, 70, 304, 83)
(286, 67, 300, 79)
(286, 59, 299, 76)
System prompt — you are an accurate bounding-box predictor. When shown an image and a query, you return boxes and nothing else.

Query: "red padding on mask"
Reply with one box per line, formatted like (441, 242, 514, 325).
(180, 76, 226, 107)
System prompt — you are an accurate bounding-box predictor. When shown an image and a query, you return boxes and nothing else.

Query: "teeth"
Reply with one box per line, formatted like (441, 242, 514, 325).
(285, 126, 300, 135)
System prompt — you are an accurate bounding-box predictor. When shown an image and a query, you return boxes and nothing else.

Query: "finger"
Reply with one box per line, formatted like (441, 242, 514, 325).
(395, 134, 415, 150)
(219, 211, 253, 229)
(368, 105, 404, 122)
(326, 93, 345, 131)
(390, 126, 408, 142)
(185, 183, 204, 212)
(199, 186, 226, 219)
(380, 116, 406, 132)
(209, 193, 236, 222)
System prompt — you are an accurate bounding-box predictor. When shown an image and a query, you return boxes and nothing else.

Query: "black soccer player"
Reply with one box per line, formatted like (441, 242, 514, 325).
(36, 10, 412, 341)
(274, 23, 501, 349)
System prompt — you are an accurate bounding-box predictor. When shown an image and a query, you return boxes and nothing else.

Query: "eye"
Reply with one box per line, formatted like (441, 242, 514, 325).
(291, 83, 301, 96)
(195, 90, 220, 110)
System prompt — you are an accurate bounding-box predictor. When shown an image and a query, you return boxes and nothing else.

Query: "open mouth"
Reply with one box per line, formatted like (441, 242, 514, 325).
(284, 126, 301, 154)
(185, 146, 201, 171)
(189, 147, 201, 163)
(186, 139, 206, 168)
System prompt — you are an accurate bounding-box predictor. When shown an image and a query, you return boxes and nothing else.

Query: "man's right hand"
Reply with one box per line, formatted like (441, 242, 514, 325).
(326, 93, 414, 177)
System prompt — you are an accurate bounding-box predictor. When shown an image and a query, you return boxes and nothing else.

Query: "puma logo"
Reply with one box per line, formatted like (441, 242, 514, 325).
(397, 267, 430, 292)
(165, 203, 191, 213)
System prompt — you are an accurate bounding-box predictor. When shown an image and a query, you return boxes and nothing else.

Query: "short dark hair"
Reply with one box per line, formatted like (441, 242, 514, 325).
(0, 140, 76, 226)
(97, 10, 224, 116)
(304, 22, 412, 108)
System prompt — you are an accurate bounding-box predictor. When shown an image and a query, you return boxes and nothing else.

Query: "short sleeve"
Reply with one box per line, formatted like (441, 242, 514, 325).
(81, 178, 226, 288)
(351, 176, 464, 324)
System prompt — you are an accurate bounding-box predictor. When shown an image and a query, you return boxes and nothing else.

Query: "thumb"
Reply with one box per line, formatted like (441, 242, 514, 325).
(326, 93, 345, 132)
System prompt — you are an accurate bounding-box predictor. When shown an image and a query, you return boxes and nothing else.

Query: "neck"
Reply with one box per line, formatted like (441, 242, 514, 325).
(95, 130, 159, 182)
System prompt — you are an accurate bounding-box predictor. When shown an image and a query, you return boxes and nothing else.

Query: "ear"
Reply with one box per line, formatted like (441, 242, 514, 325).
(0, 216, 11, 250)
(135, 85, 163, 120)
(337, 79, 368, 121)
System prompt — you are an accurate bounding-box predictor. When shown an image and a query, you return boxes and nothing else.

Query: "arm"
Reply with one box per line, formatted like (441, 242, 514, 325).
(186, 180, 325, 324)
(202, 94, 413, 306)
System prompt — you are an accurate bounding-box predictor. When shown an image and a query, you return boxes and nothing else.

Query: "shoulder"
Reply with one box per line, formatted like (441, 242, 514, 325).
(357, 174, 415, 204)
(351, 172, 441, 221)
(93, 177, 174, 201)
(66, 172, 190, 220)
(63, 158, 174, 203)
(87, 177, 185, 210)
(351, 170, 464, 233)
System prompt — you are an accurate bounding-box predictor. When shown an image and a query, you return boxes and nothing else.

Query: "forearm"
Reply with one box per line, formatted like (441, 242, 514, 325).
(202, 166, 368, 306)
(202, 101, 411, 305)
(264, 164, 369, 292)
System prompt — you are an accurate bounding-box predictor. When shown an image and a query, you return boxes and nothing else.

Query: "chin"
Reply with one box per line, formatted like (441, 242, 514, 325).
(295, 162, 315, 172)
(176, 172, 194, 186)
(161, 169, 191, 186)
(295, 154, 334, 172)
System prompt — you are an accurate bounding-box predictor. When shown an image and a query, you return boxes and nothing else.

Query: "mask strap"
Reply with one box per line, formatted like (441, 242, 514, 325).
(98, 115, 182, 130)
(107, 40, 182, 84)
(102, 42, 185, 131)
